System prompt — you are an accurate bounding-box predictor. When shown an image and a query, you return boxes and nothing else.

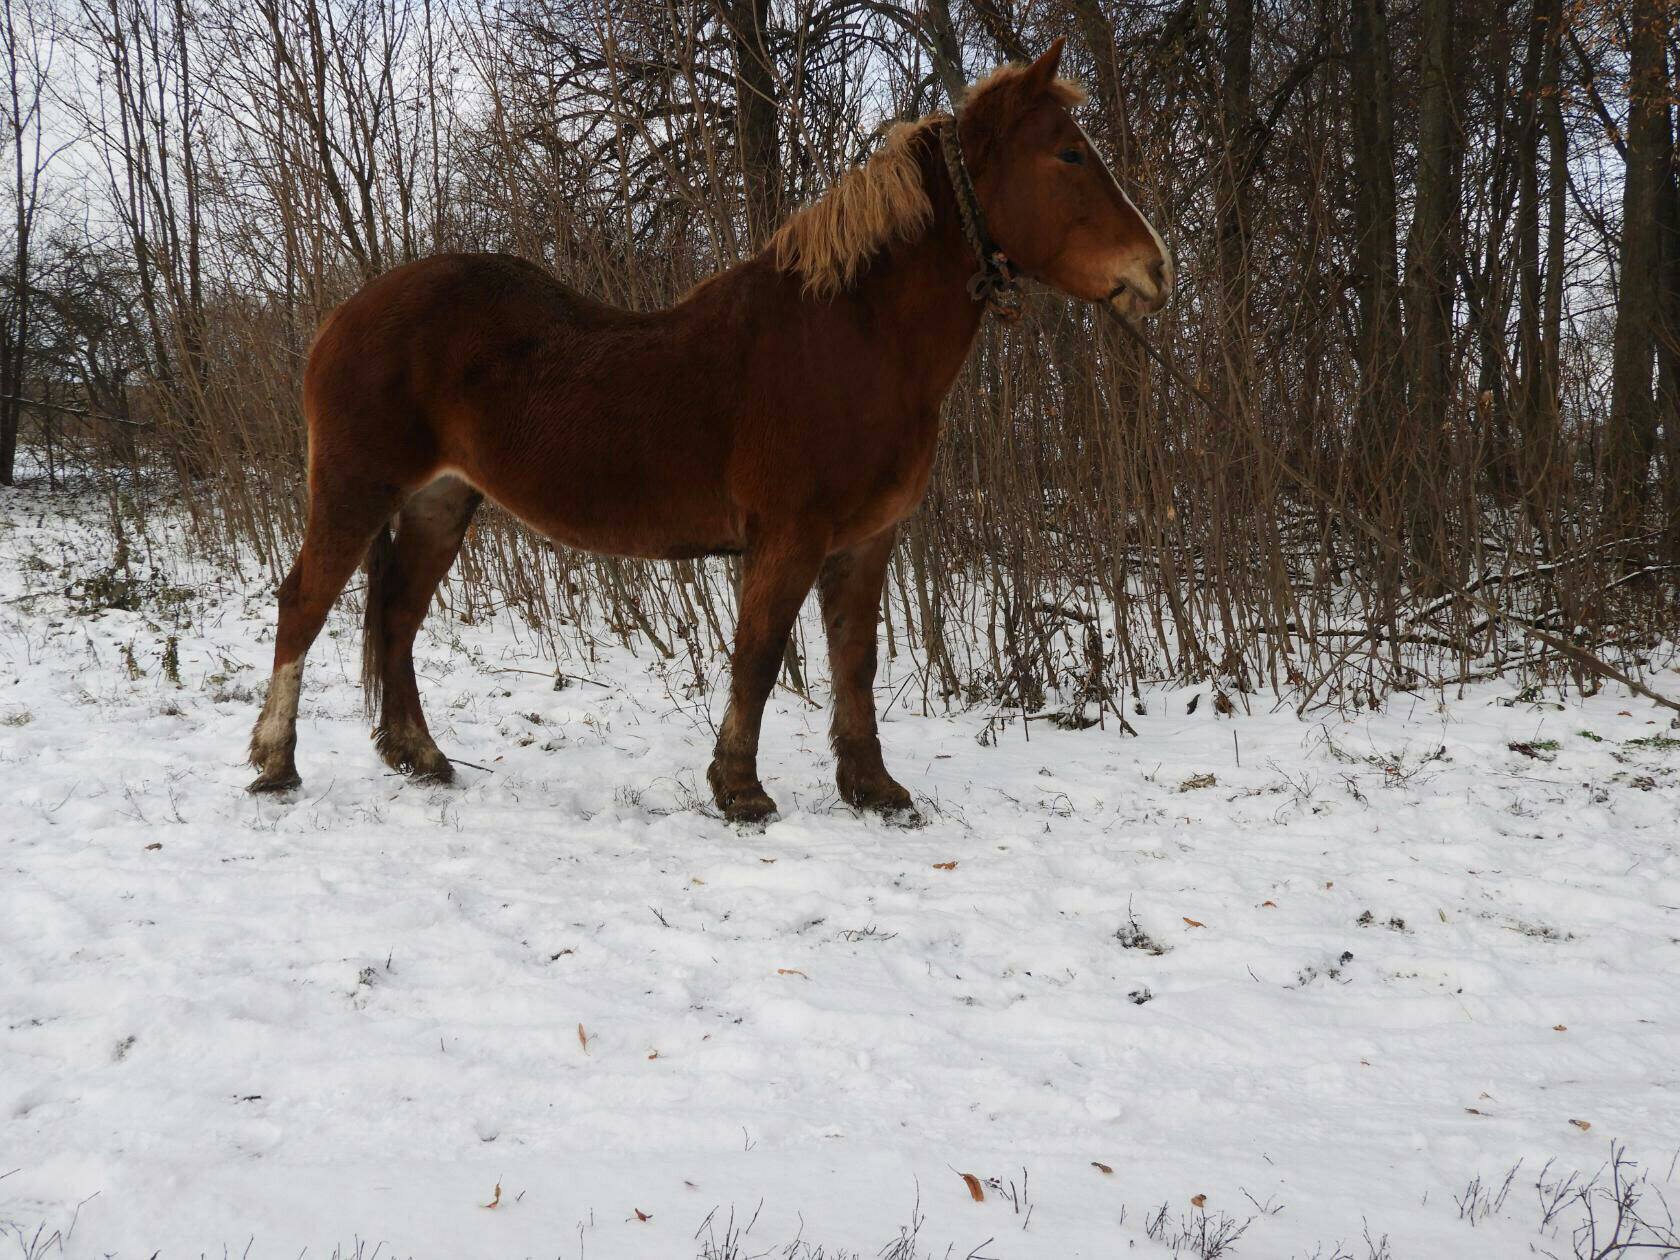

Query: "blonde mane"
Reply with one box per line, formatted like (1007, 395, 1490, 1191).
(770, 63, 1087, 300)
(770, 119, 943, 300)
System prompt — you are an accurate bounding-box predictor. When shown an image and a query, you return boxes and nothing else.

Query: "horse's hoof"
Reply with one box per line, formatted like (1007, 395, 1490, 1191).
(410, 756, 456, 786)
(877, 802, 926, 829)
(707, 760, 776, 824)
(717, 787, 775, 825)
(840, 772, 915, 819)
(247, 769, 302, 794)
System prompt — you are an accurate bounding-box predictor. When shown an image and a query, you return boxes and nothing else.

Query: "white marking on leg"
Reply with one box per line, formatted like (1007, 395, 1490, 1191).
(254, 658, 303, 757)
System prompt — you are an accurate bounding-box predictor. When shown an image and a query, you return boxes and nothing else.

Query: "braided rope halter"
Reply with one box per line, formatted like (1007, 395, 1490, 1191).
(937, 119, 1024, 324)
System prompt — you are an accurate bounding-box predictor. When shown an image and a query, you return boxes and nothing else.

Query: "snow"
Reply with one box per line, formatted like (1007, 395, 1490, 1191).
(3, 483, 1680, 1259)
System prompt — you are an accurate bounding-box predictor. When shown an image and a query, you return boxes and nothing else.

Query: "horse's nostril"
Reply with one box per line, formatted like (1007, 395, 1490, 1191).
(1148, 257, 1168, 290)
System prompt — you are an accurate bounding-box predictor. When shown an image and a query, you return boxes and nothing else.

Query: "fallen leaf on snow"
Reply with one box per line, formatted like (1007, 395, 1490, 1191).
(1554, 1024, 1567, 1032)
(760, 858, 776, 864)
(1091, 1162, 1113, 1175)
(577, 1023, 590, 1053)
(1178, 772, 1216, 792)
(647, 1051, 659, 1060)
(1183, 917, 1206, 929)
(633, 1208, 651, 1221)
(777, 968, 809, 979)
(1260, 900, 1276, 908)
(933, 861, 958, 870)
(1191, 1193, 1207, 1208)
(482, 1182, 501, 1209)
(1570, 1118, 1592, 1131)
(959, 1172, 985, 1202)
(144, 842, 162, 851)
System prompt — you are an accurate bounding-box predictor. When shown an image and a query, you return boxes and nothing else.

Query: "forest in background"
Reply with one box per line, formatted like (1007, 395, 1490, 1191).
(2, 0, 1678, 718)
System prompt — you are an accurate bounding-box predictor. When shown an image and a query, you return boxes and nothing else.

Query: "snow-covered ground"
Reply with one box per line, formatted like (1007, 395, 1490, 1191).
(4, 483, 1680, 1259)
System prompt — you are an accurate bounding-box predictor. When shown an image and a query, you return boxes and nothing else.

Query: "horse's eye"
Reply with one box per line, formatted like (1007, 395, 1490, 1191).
(1057, 148, 1084, 165)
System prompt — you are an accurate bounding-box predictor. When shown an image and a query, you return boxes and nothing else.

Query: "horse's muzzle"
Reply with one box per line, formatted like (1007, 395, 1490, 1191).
(1108, 255, 1172, 317)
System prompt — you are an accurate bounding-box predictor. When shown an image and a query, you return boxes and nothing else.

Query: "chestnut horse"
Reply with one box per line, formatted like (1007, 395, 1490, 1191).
(248, 40, 1171, 821)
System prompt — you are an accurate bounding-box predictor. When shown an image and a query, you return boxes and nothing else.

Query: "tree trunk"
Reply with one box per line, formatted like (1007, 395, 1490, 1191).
(723, 0, 780, 247)
(1657, 53, 1680, 560)
(1348, 0, 1402, 483)
(965, 0, 1029, 65)
(3, 0, 40, 487)
(921, 0, 968, 109)
(1539, 0, 1567, 463)
(1220, 0, 1254, 340)
(1402, 0, 1462, 573)
(1606, 0, 1667, 538)
(1066, 0, 1129, 158)
(1511, 0, 1565, 504)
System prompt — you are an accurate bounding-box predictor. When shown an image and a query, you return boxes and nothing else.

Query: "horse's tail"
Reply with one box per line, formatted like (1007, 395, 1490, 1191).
(361, 524, 397, 721)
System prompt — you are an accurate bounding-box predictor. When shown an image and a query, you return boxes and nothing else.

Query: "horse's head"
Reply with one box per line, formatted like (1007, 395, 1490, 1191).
(962, 39, 1172, 318)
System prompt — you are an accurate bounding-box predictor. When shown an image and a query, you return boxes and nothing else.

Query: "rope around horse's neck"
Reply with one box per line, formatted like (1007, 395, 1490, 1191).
(1100, 306, 1680, 716)
(938, 120, 1024, 323)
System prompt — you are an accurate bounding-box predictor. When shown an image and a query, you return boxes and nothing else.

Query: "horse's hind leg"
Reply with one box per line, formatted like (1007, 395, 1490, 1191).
(249, 481, 402, 793)
(365, 475, 482, 783)
(817, 528, 913, 815)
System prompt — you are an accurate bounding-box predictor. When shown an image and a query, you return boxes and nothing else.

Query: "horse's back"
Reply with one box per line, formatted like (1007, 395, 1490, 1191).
(303, 253, 744, 556)
(305, 252, 642, 465)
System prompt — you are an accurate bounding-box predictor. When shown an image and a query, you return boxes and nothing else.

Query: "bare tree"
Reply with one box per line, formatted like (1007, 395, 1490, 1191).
(1606, 0, 1669, 538)
(1, 0, 57, 484)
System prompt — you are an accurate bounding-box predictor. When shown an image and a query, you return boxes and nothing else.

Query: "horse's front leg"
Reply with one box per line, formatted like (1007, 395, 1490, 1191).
(708, 532, 827, 823)
(817, 528, 914, 816)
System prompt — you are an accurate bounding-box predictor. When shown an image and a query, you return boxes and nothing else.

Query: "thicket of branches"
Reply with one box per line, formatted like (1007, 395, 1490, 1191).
(3, 0, 1678, 714)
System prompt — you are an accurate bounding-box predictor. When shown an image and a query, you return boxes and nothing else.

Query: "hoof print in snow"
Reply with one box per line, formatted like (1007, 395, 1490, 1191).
(1356, 910, 1408, 931)
(351, 965, 379, 1008)
(1116, 905, 1170, 956)
(1296, 950, 1355, 987)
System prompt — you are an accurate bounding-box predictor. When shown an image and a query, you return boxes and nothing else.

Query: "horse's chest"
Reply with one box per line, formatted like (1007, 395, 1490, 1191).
(833, 419, 939, 545)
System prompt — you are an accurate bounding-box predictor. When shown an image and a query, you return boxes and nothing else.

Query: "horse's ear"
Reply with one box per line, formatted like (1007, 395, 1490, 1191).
(1022, 38, 1066, 94)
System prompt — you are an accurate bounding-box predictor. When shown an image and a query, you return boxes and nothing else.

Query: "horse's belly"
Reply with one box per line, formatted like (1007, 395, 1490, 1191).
(447, 416, 744, 560)
(542, 519, 745, 561)
(485, 480, 744, 561)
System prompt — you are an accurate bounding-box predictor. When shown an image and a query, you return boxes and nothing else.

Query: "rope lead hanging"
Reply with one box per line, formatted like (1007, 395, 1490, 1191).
(938, 120, 1023, 323)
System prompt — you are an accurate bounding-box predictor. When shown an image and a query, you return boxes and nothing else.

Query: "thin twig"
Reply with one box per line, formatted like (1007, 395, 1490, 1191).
(0, 393, 151, 427)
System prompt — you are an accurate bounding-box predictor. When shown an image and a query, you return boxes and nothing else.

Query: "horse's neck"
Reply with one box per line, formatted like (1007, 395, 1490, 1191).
(845, 154, 989, 402)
